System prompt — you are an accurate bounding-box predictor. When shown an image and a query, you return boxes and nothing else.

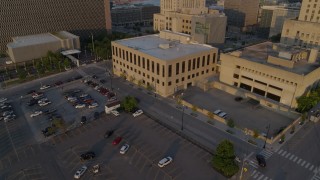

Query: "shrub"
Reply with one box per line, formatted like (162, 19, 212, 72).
(227, 119, 235, 128)
(253, 129, 259, 138)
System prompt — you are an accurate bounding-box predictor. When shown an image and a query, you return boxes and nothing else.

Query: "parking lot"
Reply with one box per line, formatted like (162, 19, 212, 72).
(183, 87, 298, 136)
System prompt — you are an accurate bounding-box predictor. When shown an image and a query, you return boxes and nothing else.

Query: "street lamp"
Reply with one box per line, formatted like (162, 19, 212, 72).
(239, 154, 247, 180)
(107, 69, 113, 91)
(181, 106, 185, 131)
(154, 79, 157, 97)
(263, 124, 271, 149)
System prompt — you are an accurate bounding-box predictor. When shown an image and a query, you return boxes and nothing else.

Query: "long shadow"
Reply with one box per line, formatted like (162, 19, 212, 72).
(163, 138, 181, 159)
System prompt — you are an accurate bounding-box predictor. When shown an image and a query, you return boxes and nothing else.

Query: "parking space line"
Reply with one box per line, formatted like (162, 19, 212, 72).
(305, 162, 310, 169)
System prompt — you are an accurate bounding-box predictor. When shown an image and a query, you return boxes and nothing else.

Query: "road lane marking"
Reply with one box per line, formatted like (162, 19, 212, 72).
(257, 174, 264, 180)
(305, 162, 310, 169)
(251, 170, 257, 176)
(253, 172, 260, 178)
(285, 153, 291, 158)
(263, 177, 269, 180)
(293, 157, 298, 162)
(277, 149, 283, 154)
(289, 154, 295, 160)
(309, 165, 314, 171)
(300, 160, 306, 166)
(297, 158, 302, 164)
(281, 151, 287, 156)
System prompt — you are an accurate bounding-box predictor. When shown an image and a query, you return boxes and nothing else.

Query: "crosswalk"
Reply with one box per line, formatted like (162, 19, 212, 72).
(250, 170, 272, 180)
(248, 149, 274, 169)
(311, 173, 320, 180)
(274, 149, 319, 173)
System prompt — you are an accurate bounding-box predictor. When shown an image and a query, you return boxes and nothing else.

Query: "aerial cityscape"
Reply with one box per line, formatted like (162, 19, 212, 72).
(0, 0, 319, 179)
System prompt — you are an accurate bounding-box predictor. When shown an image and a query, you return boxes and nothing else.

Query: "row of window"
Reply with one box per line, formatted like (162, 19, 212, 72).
(112, 46, 216, 77)
(236, 65, 297, 86)
(236, 82, 281, 102)
(234, 74, 283, 91)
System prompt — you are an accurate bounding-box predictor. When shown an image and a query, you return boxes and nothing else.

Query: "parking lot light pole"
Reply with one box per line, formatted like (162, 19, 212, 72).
(107, 70, 113, 91)
(263, 124, 271, 149)
(181, 106, 185, 131)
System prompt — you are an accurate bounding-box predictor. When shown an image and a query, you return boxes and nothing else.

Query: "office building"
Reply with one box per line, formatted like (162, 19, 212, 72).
(224, 0, 259, 32)
(280, 0, 320, 48)
(0, 0, 111, 52)
(219, 42, 320, 108)
(153, 0, 227, 44)
(111, 31, 218, 97)
(259, 5, 300, 38)
(111, 5, 160, 26)
(7, 31, 80, 63)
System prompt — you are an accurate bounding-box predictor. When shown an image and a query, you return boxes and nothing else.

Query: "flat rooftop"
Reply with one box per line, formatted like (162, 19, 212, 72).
(7, 33, 59, 48)
(228, 42, 320, 75)
(115, 34, 215, 61)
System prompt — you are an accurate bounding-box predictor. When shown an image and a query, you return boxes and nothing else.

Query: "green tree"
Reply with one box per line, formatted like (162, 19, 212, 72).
(207, 111, 214, 120)
(253, 129, 259, 138)
(63, 58, 71, 69)
(137, 80, 143, 87)
(212, 140, 239, 177)
(191, 105, 198, 112)
(17, 68, 27, 80)
(121, 96, 138, 112)
(146, 84, 154, 91)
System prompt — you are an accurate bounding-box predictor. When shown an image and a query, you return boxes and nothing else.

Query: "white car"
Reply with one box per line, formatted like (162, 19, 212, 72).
(74, 165, 87, 179)
(5, 61, 13, 65)
(30, 111, 42, 117)
(79, 93, 88, 98)
(38, 98, 48, 104)
(39, 101, 51, 107)
(213, 109, 222, 115)
(3, 111, 14, 117)
(75, 104, 86, 109)
(132, 110, 143, 117)
(88, 102, 99, 108)
(32, 93, 43, 99)
(111, 110, 120, 116)
(120, 144, 130, 154)
(107, 97, 117, 102)
(40, 85, 51, 90)
(4, 114, 16, 122)
(0, 97, 7, 103)
(158, 156, 173, 168)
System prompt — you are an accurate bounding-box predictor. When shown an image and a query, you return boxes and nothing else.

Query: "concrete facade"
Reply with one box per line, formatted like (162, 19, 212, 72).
(0, 0, 111, 52)
(224, 0, 259, 31)
(281, 0, 320, 48)
(153, 0, 227, 44)
(259, 5, 300, 38)
(219, 42, 320, 108)
(7, 31, 80, 63)
(111, 31, 218, 97)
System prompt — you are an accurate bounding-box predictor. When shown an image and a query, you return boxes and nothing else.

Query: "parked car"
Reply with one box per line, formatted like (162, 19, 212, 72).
(74, 165, 87, 179)
(92, 75, 98, 79)
(42, 127, 55, 137)
(43, 108, 57, 115)
(107, 97, 117, 102)
(4, 115, 16, 122)
(80, 151, 96, 161)
(88, 102, 99, 108)
(27, 99, 37, 106)
(104, 130, 114, 139)
(75, 104, 86, 109)
(54, 81, 63, 86)
(79, 93, 88, 98)
(99, 79, 106, 83)
(112, 137, 122, 145)
(81, 116, 87, 124)
(73, 75, 83, 80)
(27, 90, 36, 95)
(218, 112, 227, 119)
(38, 98, 48, 104)
(40, 84, 51, 90)
(0, 97, 7, 103)
(213, 109, 222, 115)
(132, 110, 143, 117)
(30, 111, 43, 117)
(3, 110, 14, 117)
(256, 154, 266, 167)
(158, 157, 173, 168)
(92, 164, 100, 174)
(39, 100, 51, 107)
(120, 144, 130, 154)
(111, 110, 120, 116)
(32, 92, 43, 99)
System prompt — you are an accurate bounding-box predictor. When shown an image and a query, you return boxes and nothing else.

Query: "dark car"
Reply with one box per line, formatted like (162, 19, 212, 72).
(104, 130, 114, 139)
(81, 116, 87, 124)
(44, 108, 57, 115)
(92, 75, 98, 79)
(42, 127, 55, 137)
(99, 79, 106, 83)
(55, 81, 63, 86)
(256, 154, 266, 167)
(80, 151, 96, 161)
(27, 90, 36, 94)
(73, 75, 83, 80)
(112, 137, 122, 145)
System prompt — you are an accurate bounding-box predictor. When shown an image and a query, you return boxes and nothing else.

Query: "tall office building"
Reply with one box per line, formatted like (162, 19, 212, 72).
(224, 0, 259, 32)
(259, 5, 300, 38)
(280, 0, 320, 48)
(153, 0, 227, 44)
(0, 0, 111, 52)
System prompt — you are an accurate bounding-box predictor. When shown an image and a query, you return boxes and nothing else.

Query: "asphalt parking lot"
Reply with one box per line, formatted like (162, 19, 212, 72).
(46, 111, 223, 180)
(183, 87, 298, 136)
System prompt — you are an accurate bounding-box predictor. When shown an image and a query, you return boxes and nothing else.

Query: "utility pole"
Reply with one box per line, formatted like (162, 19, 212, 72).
(239, 154, 247, 180)
(181, 106, 185, 131)
(263, 124, 271, 149)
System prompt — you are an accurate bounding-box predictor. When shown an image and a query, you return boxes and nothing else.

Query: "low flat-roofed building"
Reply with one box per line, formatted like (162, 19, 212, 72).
(7, 31, 80, 63)
(219, 41, 320, 108)
(111, 31, 218, 97)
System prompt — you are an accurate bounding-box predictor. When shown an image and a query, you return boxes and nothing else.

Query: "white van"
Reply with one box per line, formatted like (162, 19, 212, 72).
(218, 112, 227, 119)
(214, 109, 222, 115)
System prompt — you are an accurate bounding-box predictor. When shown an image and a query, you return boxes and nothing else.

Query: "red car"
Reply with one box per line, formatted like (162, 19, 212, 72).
(112, 137, 122, 145)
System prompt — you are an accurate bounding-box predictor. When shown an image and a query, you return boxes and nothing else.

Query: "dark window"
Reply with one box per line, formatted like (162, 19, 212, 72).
(192, 58, 196, 70)
(176, 79, 179, 83)
(202, 71, 204, 74)
(202, 56, 205, 67)
(126, 51, 128, 61)
(269, 85, 282, 91)
(142, 58, 145, 68)
(197, 58, 200, 68)
(162, 82, 165, 86)
(212, 68, 215, 71)
(130, 53, 132, 63)
(182, 61, 185, 73)
(253, 88, 266, 96)
(122, 50, 125, 59)
(207, 55, 210, 65)
(134, 54, 136, 65)
(152, 61, 154, 73)
(266, 93, 280, 102)
(176, 62, 179, 75)
(188, 60, 191, 71)
(255, 80, 267, 85)
(233, 74, 239, 79)
(157, 63, 160, 75)
(236, 65, 240, 69)
(192, 74, 195, 78)
(147, 59, 150, 70)
(206, 69, 209, 73)
(234, 82, 238, 87)
(212, 53, 216, 63)
(119, 48, 121, 58)
(112, 46, 115, 55)
(240, 83, 252, 91)
(138, 56, 141, 66)
(182, 77, 185, 81)
(188, 75, 190, 79)
(168, 81, 172, 86)
(196, 72, 199, 76)
(168, 65, 172, 77)
(162, 65, 165, 77)
(242, 76, 253, 81)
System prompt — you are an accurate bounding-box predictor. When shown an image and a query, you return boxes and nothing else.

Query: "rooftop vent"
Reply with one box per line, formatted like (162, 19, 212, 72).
(159, 43, 170, 49)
